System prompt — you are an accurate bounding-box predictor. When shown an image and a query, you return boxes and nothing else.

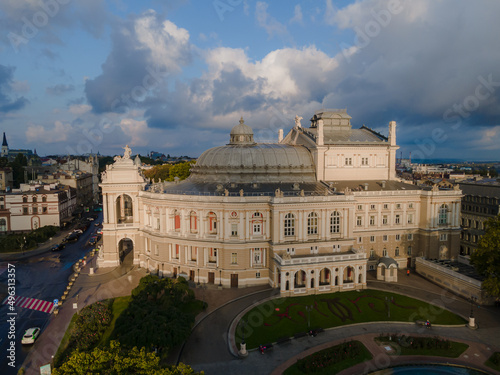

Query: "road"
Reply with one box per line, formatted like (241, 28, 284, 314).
(0, 214, 102, 374)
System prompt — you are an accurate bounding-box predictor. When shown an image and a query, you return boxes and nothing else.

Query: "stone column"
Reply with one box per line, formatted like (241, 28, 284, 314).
(280, 270, 286, 293)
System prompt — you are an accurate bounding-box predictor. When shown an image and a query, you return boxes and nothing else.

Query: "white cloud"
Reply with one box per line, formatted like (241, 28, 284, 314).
(290, 4, 303, 25)
(255, 2, 289, 39)
(69, 104, 92, 115)
(25, 120, 71, 143)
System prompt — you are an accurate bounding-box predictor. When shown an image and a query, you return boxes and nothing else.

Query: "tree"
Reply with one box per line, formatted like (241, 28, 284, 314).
(168, 160, 195, 181)
(112, 276, 196, 353)
(53, 340, 202, 375)
(143, 164, 171, 181)
(470, 215, 500, 298)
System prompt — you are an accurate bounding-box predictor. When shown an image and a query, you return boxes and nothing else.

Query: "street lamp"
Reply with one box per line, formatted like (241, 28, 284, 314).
(219, 269, 222, 286)
(306, 305, 313, 329)
(197, 268, 200, 285)
(241, 319, 246, 344)
(385, 296, 394, 318)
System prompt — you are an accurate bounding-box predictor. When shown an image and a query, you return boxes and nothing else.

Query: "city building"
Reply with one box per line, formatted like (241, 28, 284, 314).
(459, 180, 500, 259)
(1, 132, 35, 161)
(0, 167, 13, 191)
(58, 155, 100, 204)
(99, 110, 462, 296)
(36, 170, 93, 208)
(0, 183, 77, 233)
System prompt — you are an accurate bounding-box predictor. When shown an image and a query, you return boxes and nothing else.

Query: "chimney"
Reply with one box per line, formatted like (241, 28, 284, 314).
(381, 181, 386, 188)
(364, 183, 369, 191)
(278, 129, 284, 142)
(389, 121, 397, 146)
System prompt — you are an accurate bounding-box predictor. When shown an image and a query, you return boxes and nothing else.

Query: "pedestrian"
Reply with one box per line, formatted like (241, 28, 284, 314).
(407, 269, 410, 277)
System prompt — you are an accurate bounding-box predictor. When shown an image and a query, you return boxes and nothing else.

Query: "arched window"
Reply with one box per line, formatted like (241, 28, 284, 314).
(208, 212, 217, 234)
(42, 195, 47, 203)
(190, 211, 198, 233)
(252, 212, 263, 235)
(439, 204, 448, 225)
(330, 211, 340, 233)
(307, 212, 318, 235)
(284, 213, 295, 236)
(0, 218, 6, 232)
(116, 194, 133, 223)
(32, 195, 37, 203)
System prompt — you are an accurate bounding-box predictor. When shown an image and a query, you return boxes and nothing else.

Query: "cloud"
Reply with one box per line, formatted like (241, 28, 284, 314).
(0, 64, 29, 113)
(69, 104, 92, 115)
(255, 2, 289, 39)
(25, 120, 71, 143)
(46, 83, 75, 96)
(290, 4, 303, 25)
(85, 10, 193, 113)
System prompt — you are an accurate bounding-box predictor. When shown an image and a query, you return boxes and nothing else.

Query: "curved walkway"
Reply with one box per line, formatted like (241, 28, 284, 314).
(188, 270, 500, 375)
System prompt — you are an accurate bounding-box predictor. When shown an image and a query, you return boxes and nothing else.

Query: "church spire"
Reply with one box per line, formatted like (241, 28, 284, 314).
(2, 132, 7, 147)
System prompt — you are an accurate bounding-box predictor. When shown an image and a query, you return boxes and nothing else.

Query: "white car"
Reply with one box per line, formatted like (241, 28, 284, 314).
(21, 327, 40, 344)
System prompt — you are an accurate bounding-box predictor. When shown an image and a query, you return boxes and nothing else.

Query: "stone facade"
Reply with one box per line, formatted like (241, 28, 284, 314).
(99, 111, 462, 295)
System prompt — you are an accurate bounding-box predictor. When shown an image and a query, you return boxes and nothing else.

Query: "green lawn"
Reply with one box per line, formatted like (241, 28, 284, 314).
(486, 352, 500, 372)
(99, 296, 132, 346)
(284, 340, 372, 375)
(236, 289, 466, 349)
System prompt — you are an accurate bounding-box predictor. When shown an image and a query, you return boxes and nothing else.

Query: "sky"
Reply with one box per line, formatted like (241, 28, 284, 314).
(0, 0, 499, 161)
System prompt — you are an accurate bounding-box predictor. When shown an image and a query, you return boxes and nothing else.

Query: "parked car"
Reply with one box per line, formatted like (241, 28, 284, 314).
(64, 232, 80, 243)
(87, 217, 95, 222)
(51, 243, 65, 252)
(21, 327, 40, 344)
(73, 229, 83, 235)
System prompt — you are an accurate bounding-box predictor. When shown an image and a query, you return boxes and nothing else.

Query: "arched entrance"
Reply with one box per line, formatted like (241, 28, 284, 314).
(118, 238, 134, 265)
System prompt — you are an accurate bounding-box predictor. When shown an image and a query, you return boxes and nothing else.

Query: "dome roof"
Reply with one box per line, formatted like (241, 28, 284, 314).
(230, 117, 254, 136)
(228, 117, 256, 146)
(190, 143, 316, 183)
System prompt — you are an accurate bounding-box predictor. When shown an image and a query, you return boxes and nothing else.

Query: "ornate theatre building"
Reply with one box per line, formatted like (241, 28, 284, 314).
(99, 110, 462, 296)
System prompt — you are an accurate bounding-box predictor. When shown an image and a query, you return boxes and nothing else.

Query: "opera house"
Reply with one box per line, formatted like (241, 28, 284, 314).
(99, 110, 461, 296)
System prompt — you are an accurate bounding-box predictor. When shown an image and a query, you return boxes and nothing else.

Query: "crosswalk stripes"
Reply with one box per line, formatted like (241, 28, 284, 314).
(2, 295, 55, 314)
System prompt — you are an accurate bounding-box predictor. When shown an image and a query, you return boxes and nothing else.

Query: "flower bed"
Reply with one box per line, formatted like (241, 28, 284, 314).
(284, 340, 371, 375)
(375, 334, 468, 357)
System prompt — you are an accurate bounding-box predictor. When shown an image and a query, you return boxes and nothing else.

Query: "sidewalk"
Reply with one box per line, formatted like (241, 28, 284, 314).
(21, 253, 147, 375)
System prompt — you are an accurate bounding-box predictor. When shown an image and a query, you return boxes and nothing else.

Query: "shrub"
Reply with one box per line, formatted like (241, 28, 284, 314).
(71, 301, 112, 351)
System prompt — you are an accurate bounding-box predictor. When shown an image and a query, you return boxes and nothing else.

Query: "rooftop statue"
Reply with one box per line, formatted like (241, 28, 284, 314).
(294, 115, 303, 128)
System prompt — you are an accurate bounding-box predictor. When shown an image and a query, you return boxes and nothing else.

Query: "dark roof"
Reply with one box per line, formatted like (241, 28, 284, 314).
(2, 132, 7, 147)
(427, 259, 484, 282)
(378, 256, 398, 268)
(150, 181, 331, 196)
(459, 182, 500, 199)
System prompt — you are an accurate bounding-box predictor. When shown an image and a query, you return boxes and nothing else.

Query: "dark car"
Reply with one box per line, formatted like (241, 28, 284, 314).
(64, 232, 80, 243)
(51, 243, 65, 252)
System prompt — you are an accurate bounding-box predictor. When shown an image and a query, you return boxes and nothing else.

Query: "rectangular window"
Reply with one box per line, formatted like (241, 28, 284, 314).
(357, 237, 362, 244)
(253, 249, 262, 265)
(395, 247, 400, 257)
(361, 157, 369, 165)
(383, 204, 389, 209)
(345, 157, 352, 166)
(383, 235, 388, 242)
(231, 224, 238, 236)
(286, 248, 295, 255)
(356, 216, 362, 226)
(440, 234, 448, 241)
(396, 203, 401, 209)
(253, 223, 261, 235)
(191, 246, 197, 261)
(370, 249, 375, 258)
(357, 204, 363, 210)
(33, 207, 38, 214)
(383, 215, 388, 225)
(407, 214, 414, 224)
(370, 216, 375, 226)
(155, 244, 159, 256)
(396, 234, 401, 241)
(256, 272, 261, 278)
(370, 204, 376, 210)
(395, 215, 401, 224)
(408, 203, 413, 209)
(175, 244, 180, 259)
(231, 252, 237, 264)
(23, 207, 28, 215)
(370, 235, 375, 242)
(156, 218, 160, 230)
(383, 249, 388, 257)
(42, 206, 47, 213)
(407, 246, 412, 255)
(310, 246, 318, 254)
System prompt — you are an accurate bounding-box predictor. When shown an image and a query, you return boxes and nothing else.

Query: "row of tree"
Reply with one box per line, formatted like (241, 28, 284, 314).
(143, 160, 195, 182)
